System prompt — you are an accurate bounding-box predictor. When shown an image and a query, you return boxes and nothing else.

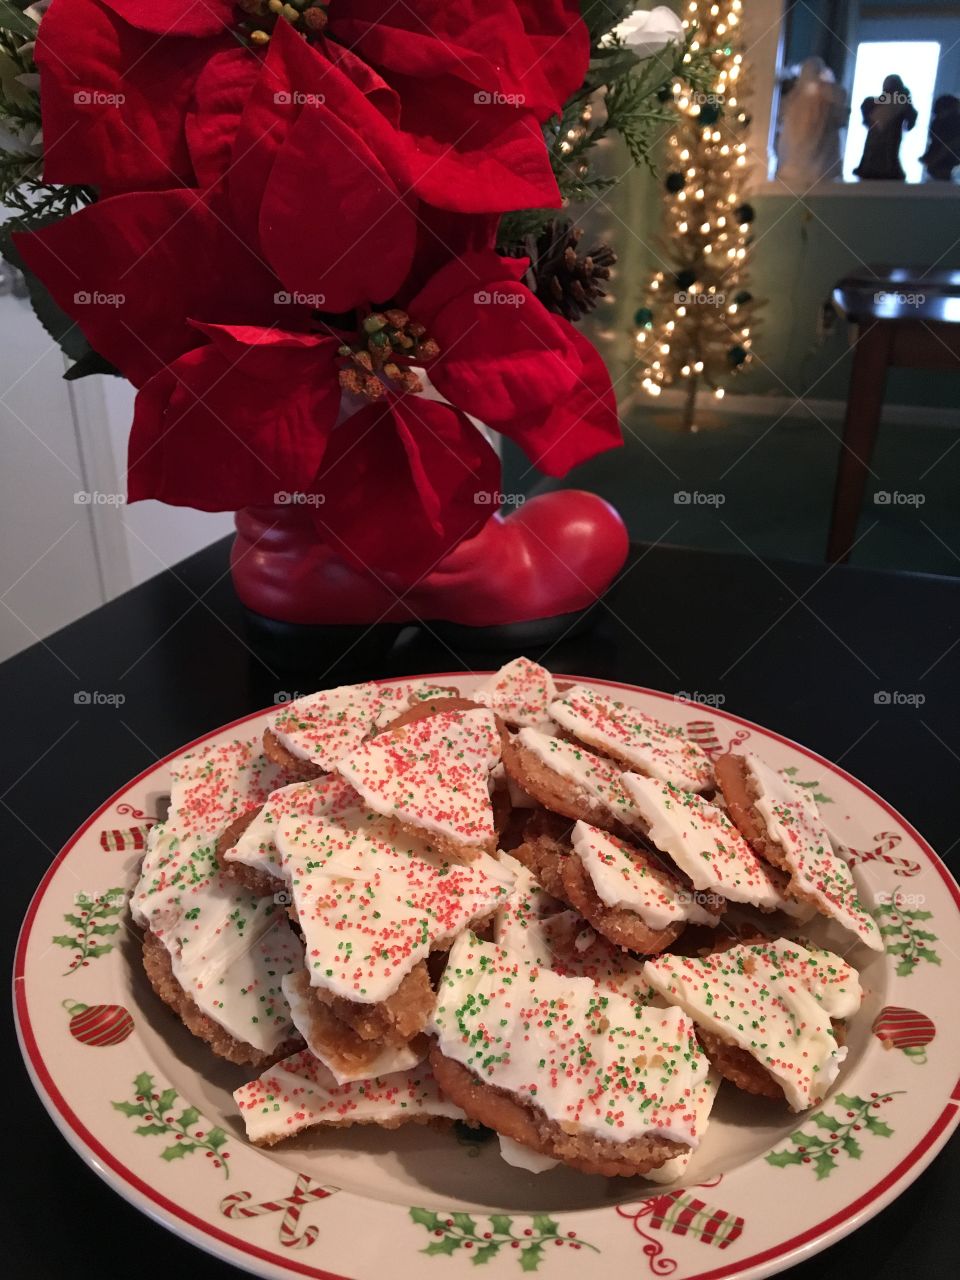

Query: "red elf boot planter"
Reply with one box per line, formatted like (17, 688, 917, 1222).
(232, 489, 628, 653)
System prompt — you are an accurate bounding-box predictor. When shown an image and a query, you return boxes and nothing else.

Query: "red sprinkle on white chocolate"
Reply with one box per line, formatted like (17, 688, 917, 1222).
(477, 658, 557, 727)
(132, 736, 299, 1052)
(336, 708, 501, 850)
(549, 686, 713, 791)
(431, 932, 709, 1147)
(272, 683, 382, 769)
(571, 821, 720, 929)
(234, 1051, 462, 1144)
(745, 754, 883, 950)
(275, 777, 514, 1003)
(495, 854, 653, 999)
(622, 773, 795, 911)
(643, 942, 851, 1111)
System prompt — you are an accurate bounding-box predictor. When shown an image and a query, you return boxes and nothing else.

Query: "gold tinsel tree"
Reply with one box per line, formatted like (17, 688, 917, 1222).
(633, 0, 759, 430)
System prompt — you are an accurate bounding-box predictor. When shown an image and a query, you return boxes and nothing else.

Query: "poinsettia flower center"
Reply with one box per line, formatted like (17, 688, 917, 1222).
(237, 0, 331, 46)
(335, 308, 440, 401)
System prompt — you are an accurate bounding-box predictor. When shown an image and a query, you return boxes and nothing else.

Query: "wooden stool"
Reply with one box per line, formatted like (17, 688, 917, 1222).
(827, 266, 960, 562)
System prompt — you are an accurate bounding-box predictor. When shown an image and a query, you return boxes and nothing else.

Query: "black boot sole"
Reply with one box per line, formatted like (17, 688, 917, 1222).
(241, 610, 406, 677)
(242, 602, 598, 674)
(428, 605, 596, 652)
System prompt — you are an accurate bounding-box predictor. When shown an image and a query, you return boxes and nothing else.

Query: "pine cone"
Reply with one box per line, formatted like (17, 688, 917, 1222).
(532, 219, 616, 322)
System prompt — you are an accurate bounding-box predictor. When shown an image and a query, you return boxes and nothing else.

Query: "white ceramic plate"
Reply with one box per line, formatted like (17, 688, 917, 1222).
(14, 675, 960, 1280)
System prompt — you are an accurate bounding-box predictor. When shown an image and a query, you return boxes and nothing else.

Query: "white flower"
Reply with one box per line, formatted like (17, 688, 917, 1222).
(610, 6, 684, 58)
(24, 1, 54, 25)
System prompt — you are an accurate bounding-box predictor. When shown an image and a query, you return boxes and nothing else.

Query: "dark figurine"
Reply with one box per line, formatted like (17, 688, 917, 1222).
(854, 74, 918, 180)
(920, 94, 960, 182)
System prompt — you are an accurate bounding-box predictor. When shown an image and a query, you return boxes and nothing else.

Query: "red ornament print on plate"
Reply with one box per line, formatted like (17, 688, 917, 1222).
(63, 999, 134, 1047)
(873, 1006, 936, 1063)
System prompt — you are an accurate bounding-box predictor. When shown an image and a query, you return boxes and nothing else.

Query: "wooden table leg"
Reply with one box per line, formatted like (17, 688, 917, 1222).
(826, 319, 893, 563)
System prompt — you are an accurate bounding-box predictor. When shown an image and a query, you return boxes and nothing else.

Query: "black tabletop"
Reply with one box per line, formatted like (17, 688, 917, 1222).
(4, 537, 958, 1278)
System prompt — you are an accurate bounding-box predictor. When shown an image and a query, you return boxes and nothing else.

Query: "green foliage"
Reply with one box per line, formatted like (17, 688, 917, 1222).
(51, 887, 127, 975)
(112, 1075, 232, 1178)
(875, 901, 941, 975)
(1, 12, 103, 371)
(0, 3, 37, 41)
(500, 22, 717, 251)
(409, 1208, 598, 1271)
(765, 1092, 901, 1179)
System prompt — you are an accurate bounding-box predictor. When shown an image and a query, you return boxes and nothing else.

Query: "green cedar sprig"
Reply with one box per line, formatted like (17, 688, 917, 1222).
(498, 22, 716, 251)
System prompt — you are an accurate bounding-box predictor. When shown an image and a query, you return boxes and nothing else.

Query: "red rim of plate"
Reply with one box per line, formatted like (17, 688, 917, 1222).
(13, 674, 960, 1280)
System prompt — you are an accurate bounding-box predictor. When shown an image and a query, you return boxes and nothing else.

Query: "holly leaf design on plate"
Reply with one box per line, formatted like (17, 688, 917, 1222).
(410, 1208, 444, 1231)
(766, 1148, 805, 1168)
(864, 1115, 894, 1137)
(112, 1100, 148, 1118)
(160, 1142, 198, 1161)
(424, 1237, 462, 1257)
(519, 1243, 544, 1272)
(472, 1242, 501, 1265)
(766, 1092, 902, 1177)
(54, 886, 127, 974)
(531, 1215, 559, 1238)
(410, 1206, 598, 1268)
(814, 1151, 836, 1180)
(112, 1075, 230, 1178)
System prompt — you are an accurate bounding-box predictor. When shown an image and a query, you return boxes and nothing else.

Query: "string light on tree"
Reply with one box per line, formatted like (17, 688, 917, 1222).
(633, 0, 760, 430)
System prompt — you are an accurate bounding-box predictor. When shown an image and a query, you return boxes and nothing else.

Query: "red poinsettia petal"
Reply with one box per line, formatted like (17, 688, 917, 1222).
(502, 327, 623, 476)
(318, 35, 400, 125)
(261, 100, 417, 311)
(399, 211, 501, 307)
(386, 76, 561, 213)
(128, 327, 341, 508)
(14, 189, 288, 386)
(229, 21, 402, 249)
(188, 322, 336, 357)
(426, 281, 580, 426)
(37, 0, 231, 189)
(311, 395, 499, 579)
(512, 0, 591, 118)
(332, 0, 588, 121)
(185, 47, 260, 187)
(407, 249, 528, 325)
(101, 0, 234, 37)
(330, 5, 502, 90)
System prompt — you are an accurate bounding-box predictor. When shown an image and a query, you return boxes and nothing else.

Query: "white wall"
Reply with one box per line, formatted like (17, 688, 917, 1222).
(0, 287, 231, 662)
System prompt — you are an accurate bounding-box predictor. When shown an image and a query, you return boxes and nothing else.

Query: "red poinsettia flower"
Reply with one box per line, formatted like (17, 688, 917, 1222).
(35, 0, 574, 214)
(126, 322, 501, 581)
(126, 323, 343, 510)
(329, 0, 588, 121)
(17, 10, 616, 575)
(307, 393, 501, 579)
(36, 0, 237, 190)
(410, 251, 622, 476)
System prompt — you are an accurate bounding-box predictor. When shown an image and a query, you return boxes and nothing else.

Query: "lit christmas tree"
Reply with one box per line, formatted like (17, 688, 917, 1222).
(633, 1, 759, 430)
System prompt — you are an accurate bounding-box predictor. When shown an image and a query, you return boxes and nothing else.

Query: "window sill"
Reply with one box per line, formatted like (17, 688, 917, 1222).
(749, 178, 960, 199)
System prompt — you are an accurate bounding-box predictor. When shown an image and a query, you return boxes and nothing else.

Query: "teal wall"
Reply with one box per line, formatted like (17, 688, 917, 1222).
(594, 160, 960, 411)
(580, 1, 960, 415)
(743, 190, 960, 407)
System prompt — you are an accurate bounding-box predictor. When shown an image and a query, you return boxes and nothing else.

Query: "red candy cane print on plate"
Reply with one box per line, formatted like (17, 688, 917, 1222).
(221, 1175, 338, 1250)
